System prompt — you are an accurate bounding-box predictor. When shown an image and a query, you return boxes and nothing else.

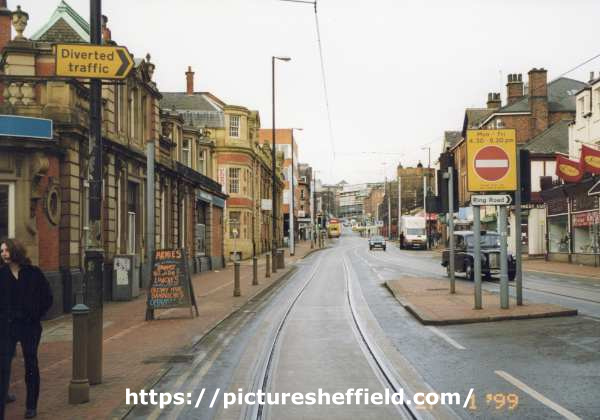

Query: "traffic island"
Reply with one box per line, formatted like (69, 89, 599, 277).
(386, 277, 578, 325)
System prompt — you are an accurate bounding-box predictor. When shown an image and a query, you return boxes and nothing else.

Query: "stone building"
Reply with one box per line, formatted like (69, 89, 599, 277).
(161, 68, 284, 260)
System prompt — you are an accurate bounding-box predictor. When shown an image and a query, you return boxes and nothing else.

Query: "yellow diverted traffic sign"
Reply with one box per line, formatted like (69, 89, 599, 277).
(55, 44, 134, 79)
(467, 129, 517, 192)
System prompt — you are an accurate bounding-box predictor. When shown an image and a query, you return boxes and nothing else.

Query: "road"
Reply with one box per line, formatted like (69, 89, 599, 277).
(126, 230, 600, 420)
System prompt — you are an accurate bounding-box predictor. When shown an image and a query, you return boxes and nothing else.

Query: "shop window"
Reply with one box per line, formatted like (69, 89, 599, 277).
(0, 183, 15, 238)
(160, 187, 166, 248)
(548, 215, 569, 253)
(572, 212, 600, 254)
(180, 197, 186, 248)
(127, 182, 138, 254)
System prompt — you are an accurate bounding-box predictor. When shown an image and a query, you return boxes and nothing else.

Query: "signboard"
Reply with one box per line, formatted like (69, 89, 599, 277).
(55, 44, 134, 79)
(572, 211, 600, 228)
(0, 115, 52, 139)
(467, 129, 517, 192)
(471, 194, 512, 206)
(146, 249, 198, 320)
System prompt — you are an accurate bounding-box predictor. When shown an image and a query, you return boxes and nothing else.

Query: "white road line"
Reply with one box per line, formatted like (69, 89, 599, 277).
(426, 326, 466, 350)
(495, 370, 582, 420)
(583, 316, 600, 322)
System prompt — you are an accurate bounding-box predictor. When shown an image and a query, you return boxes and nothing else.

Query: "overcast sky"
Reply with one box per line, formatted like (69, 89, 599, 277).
(16, 0, 600, 184)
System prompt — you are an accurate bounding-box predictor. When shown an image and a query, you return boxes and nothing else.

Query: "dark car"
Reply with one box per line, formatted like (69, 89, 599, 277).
(441, 231, 516, 281)
(369, 235, 386, 251)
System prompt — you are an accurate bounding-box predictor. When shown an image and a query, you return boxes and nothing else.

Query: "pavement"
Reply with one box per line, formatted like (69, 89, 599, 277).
(522, 258, 600, 281)
(386, 276, 578, 325)
(5, 240, 322, 420)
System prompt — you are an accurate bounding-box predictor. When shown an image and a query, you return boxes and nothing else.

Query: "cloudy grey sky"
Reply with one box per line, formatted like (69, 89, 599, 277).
(16, 0, 600, 184)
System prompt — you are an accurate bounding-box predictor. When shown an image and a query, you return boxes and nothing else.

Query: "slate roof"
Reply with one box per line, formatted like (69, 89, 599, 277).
(31, 0, 89, 42)
(443, 130, 462, 150)
(492, 77, 587, 114)
(522, 119, 570, 155)
(461, 108, 494, 137)
(160, 92, 225, 128)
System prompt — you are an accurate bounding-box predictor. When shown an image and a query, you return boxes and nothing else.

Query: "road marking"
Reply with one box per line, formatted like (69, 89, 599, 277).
(495, 370, 582, 420)
(583, 316, 600, 322)
(426, 326, 466, 350)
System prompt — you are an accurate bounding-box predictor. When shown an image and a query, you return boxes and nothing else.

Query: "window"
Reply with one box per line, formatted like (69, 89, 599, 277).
(578, 96, 586, 117)
(229, 115, 240, 138)
(127, 182, 138, 254)
(595, 88, 600, 116)
(300, 189, 305, 200)
(229, 211, 240, 239)
(182, 138, 191, 166)
(128, 88, 136, 140)
(228, 167, 240, 193)
(160, 187, 166, 248)
(198, 149, 206, 175)
(0, 183, 15, 238)
(548, 215, 569, 253)
(180, 197, 186, 248)
(115, 85, 122, 134)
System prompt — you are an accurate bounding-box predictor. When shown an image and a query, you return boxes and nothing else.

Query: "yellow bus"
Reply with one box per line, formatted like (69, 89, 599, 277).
(327, 218, 341, 238)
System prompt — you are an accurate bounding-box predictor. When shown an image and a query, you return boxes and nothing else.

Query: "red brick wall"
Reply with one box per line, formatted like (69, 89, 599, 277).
(37, 157, 60, 271)
(0, 14, 10, 104)
(217, 153, 251, 165)
(549, 111, 574, 125)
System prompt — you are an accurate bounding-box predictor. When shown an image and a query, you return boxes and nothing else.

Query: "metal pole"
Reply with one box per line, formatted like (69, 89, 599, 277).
(146, 140, 155, 288)
(271, 57, 277, 266)
(398, 176, 401, 247)
(265, 253, 271, 278)
(387, 177, 391, 239)
(233, 261, 241, 297)
(515, 149, 523, 305)
(85, 0, 104, 386)
(423, 174, 427, 249)
(499, 205, 509, 309)
(473, 205, 482, 309)
(448, 167, 455, 293)
(290, 134, 295, 256)
(252, 256, 258, 285)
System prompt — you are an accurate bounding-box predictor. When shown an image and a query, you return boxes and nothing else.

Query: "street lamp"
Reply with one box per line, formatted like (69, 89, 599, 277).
(272, 56, 291, 265)
(290, 127, 303, 256)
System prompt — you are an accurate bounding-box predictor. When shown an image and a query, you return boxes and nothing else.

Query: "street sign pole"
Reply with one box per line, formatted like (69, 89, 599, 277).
(85, 0, 104, 386)
(473, 205, 482, 309)
(499, 205, 509, 309)
(448, 167, 455, 293)
(515, 148, 523, 305)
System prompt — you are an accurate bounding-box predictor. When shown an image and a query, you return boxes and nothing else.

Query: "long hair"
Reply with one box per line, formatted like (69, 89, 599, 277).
(0, 238, 32, 266)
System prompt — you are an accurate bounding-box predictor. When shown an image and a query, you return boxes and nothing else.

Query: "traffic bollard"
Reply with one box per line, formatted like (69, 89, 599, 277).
(266, 253, 271, 278)
(272, 249, 277, 274)
(69, 303, 90, 404)
(233, 261, 241, 297)
(252, 256, 258, 285)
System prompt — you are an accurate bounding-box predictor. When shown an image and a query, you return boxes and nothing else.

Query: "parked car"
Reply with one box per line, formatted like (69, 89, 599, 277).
(369, 235, 387, 251)
(441, 231, 516, 281)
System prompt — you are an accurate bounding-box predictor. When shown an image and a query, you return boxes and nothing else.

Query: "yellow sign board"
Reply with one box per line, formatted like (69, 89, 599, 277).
(55, 44, 134, 79)
(467, 129, 517, 192)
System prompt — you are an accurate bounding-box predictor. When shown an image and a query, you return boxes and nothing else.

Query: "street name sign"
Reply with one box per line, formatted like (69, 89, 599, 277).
(55, 44, 134, 79)
(471, 194, 512, 206)
(0, 115, 52, 139)
(467, 129, 517, 192)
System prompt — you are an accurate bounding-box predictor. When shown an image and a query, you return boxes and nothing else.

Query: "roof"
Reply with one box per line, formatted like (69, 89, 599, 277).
(31, 0, 89, 42)
(461, 108, 494, 137)
(489, 77, 587, 115)
(443, 130, 462, 150)
(160, 92, 225, 128)
(522, 119, 570, 154)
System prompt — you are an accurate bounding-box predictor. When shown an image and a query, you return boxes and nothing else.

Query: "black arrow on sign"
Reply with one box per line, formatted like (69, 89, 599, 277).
(116, 49, 132, 77)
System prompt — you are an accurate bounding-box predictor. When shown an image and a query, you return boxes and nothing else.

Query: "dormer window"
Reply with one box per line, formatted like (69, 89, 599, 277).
(230, 115, 240, 138)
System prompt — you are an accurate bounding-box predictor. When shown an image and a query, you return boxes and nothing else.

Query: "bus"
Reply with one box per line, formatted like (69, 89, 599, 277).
(327, 218, 342, 238)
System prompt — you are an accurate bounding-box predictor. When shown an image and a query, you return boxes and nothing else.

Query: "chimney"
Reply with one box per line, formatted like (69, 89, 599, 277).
(528, 68, 549, 136)
(506, 73, 524, 105)
(0, 0, 11, 52)
(487, 92, 501, 109)
(186, 66, 194, 95)
(101, 15, 111, 42)
(590, 71, 595, 82)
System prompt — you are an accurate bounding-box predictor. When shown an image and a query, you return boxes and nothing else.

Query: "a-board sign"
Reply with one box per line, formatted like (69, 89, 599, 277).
(471, 194, 512, 206)
(146, 249, 198, 320)
(467, 129, 517, 192)
(55, 44, 134, 79)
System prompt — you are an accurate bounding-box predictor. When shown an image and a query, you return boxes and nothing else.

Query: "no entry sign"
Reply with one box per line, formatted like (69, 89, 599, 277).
(467, 129, 516, 192)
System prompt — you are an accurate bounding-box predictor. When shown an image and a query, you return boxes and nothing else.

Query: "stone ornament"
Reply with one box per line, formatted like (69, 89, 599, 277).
(11, 5, 28, 41)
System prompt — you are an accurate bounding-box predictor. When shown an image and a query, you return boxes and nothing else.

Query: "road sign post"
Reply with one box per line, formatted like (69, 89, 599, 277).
(499, 205, 509, 309)
(515, 148, 523, 306)
(448, 167, 455, 294)
(473, 206, 482, 309)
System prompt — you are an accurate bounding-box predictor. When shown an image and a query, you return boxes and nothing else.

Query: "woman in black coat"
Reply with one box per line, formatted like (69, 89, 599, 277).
(0, 239, 53, 419)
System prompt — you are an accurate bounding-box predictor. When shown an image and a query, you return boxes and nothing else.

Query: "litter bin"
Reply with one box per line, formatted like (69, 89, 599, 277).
(112, 254, 140, 301)
(276, 249, 285, 269)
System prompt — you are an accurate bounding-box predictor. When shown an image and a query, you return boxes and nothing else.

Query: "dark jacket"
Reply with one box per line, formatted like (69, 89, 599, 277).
(0, 264, 53, 323)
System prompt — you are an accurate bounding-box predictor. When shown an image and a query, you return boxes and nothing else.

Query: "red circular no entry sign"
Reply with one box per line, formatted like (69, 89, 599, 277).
(474, 146, 509, 181)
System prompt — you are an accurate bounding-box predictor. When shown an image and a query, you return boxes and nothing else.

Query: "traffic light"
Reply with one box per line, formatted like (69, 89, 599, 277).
(437, 168, 459, 213)
(519, 149, 531, 204)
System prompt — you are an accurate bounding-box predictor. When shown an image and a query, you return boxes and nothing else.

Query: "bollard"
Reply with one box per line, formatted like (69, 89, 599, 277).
(233, 261, 241, 297)
(252, 256, 258, 285)
(266, 253, 271, 278)
(69, 304, 90, 404)
(272, 250, 277, 274)
(276, 249, 285, 269)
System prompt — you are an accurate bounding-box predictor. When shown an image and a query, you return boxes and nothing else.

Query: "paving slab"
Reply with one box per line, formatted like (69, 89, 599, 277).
(386, 277, 578, 325)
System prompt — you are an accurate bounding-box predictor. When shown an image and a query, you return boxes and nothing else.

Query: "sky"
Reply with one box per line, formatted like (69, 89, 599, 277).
(15, 0, 600, 184)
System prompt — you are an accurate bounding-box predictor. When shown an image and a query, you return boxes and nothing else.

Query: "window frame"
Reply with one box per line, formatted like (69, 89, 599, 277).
(229, 115, 240, 138)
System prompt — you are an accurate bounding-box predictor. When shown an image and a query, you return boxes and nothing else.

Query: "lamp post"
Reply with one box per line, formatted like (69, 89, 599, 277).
(290, 127, 303, 256)
(272, 56, 291, 263)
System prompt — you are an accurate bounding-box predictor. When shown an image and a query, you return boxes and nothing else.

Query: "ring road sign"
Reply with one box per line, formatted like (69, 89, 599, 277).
(467, 129, 516, 192)
(471, 194, 512, 206)
(55, 44, 134, 80)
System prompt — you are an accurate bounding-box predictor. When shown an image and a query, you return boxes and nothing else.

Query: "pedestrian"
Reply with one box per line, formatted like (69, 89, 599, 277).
(0, 256, 9, 420)
(399, 232, 405, 249)
(0, 239, 53, 419)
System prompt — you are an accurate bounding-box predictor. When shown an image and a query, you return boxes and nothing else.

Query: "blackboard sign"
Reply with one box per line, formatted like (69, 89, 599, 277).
(146, 249, 199, 320)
